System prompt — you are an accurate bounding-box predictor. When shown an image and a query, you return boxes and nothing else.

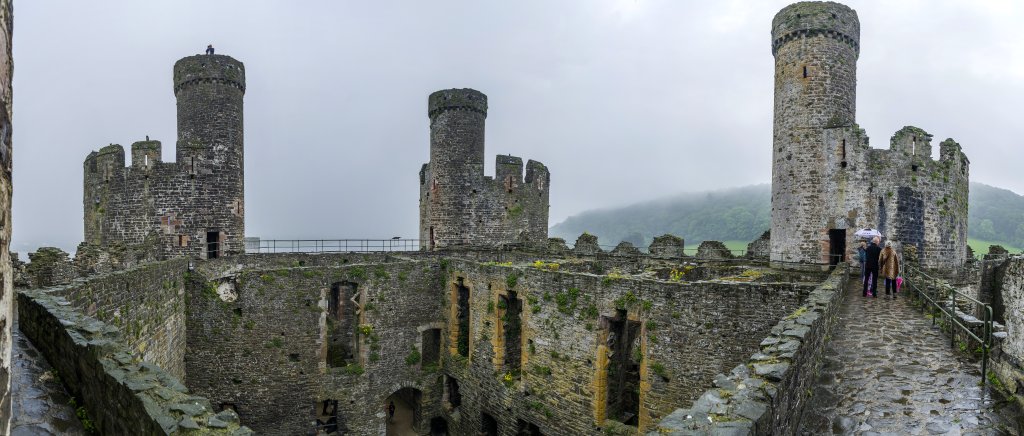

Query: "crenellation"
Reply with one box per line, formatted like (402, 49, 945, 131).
(130, 139, 161, 169)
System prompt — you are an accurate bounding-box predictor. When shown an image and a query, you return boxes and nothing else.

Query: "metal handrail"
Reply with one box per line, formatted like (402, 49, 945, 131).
(245, 239, 422, 254)
(904, 265, 993, 383)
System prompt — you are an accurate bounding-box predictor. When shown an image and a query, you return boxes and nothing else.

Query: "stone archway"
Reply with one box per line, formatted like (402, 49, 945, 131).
(385, 387, 423, 436)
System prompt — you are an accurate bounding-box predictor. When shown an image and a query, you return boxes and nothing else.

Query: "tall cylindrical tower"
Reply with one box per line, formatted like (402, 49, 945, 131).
(769, 2, 860, 263)
(173, 54, 246, 256)
(423, 88, 487, 249)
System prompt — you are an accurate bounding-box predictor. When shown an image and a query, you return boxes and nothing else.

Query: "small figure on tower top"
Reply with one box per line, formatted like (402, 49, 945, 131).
(205, 44, 214, 55)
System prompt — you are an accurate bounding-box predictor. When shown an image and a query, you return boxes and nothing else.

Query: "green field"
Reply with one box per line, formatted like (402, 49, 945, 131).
(968, 238, 1021, 257)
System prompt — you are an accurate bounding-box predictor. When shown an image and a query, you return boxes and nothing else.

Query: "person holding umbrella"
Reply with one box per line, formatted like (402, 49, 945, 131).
(863, 236, 882, 297)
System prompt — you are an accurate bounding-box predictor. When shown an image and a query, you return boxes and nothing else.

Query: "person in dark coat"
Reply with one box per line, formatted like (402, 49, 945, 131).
(206, 44, 215, 55)
(863, 236, 882, 297)
(857, 241, 867, 281)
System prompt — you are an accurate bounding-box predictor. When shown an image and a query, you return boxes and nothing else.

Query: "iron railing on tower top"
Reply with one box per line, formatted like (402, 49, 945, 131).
(245, 239, 421, 254)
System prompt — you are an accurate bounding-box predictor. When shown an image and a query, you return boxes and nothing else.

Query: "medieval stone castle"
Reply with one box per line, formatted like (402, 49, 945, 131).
(82, 54, 246, 261)
(768, 2, 969, 269)
(13, 2, 1022, 436)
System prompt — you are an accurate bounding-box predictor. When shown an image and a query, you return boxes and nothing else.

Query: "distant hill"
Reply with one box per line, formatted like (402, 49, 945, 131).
(550, 183, 1024, 251)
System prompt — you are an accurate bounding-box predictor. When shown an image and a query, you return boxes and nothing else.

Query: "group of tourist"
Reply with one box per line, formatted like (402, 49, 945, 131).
(857, 236, 901, 298)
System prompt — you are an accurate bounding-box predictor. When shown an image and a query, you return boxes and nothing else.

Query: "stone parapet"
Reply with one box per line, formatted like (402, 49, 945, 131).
(17, 288, 252, 435)
(648, 265, 848, 435)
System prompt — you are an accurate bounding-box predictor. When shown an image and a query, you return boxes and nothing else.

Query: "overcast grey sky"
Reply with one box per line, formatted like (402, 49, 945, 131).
(11, 0, 1024, 254)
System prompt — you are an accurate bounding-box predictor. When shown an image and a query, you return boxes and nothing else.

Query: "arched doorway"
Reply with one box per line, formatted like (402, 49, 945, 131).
(385, 387, 422, 436)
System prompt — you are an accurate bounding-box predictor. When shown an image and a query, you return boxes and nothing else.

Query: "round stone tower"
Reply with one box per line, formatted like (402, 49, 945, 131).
(423, 88, 487, 249)
(770, 2, 860, 263)
(173, 54, 246, 256)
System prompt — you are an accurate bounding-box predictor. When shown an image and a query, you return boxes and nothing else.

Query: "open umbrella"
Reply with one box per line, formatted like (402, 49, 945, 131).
(854, 228, 882, 239)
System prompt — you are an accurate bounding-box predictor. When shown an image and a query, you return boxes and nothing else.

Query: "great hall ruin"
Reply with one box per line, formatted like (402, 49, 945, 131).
(9, 2, 1024, 435)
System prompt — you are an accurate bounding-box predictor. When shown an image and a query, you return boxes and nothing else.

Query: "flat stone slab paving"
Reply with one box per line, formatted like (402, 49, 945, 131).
(801, 279, 1023, 435)
(11, 320, 86, 436)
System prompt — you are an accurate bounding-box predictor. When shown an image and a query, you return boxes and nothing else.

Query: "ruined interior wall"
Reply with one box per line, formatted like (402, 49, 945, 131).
(650, 266, 848, 435)
(867, 134, 969, 270)
(437, 260, 812, 435)
(0, 0, 11, 428)
(44, 258, 189, 380)
(185, 254, 444, 435)
(181, 252, 814, 435)
(996, 257, 1024, 365)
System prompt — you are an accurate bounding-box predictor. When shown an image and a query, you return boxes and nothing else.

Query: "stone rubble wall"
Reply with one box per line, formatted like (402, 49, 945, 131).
(38, 258, 190, 380)
(648, 265, 849, 435)
(24, 247, 76, 288)
(985, 256, 1024, 409)
(0, 0, 12, 428)
(185, 253, 444, 435)
(438, 259, 814, 435)
(17, 288, 251, 435)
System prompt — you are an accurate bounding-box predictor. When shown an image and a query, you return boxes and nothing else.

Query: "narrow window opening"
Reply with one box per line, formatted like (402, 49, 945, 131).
(603, 309, 641, 426)
(802, 65, 808, 78)
(327, 282, 358, 367)
(178, 235, 189, 247)
(206, 231, 221, 259)
(456, 278, 470, 358)
(445, 376, 462, 408)
(911, 136, 917, 155)
(144, 154, 149, 167)
(840, 139, 847, 168)
(911, 165, 918, 172)
(421, 328, 441, 366)
(502, 291, 523, 375)
(429, 226, 435, 250)
(480, 412, 499, 436)
(878, 197, 888, 236)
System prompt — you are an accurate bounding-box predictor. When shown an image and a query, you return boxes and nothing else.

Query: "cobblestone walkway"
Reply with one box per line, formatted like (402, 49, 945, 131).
(11, 321, 86, 436)
(801, 279, 1022, 435)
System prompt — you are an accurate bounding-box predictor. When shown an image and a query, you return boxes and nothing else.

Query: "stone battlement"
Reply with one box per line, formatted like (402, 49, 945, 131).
(172, 54, 246, 95)
(428, 88, 487, 119)
(771, 1, 860, 55)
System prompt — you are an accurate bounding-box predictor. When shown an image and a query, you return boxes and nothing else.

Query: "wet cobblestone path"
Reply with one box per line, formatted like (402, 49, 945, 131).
(11, 319, 86, 436)
(801, 278, 1022, 435)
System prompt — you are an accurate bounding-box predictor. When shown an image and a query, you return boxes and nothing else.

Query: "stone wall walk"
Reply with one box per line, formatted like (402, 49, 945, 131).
(11, 320, 86, 435)
(801, 278, 1021, 435)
